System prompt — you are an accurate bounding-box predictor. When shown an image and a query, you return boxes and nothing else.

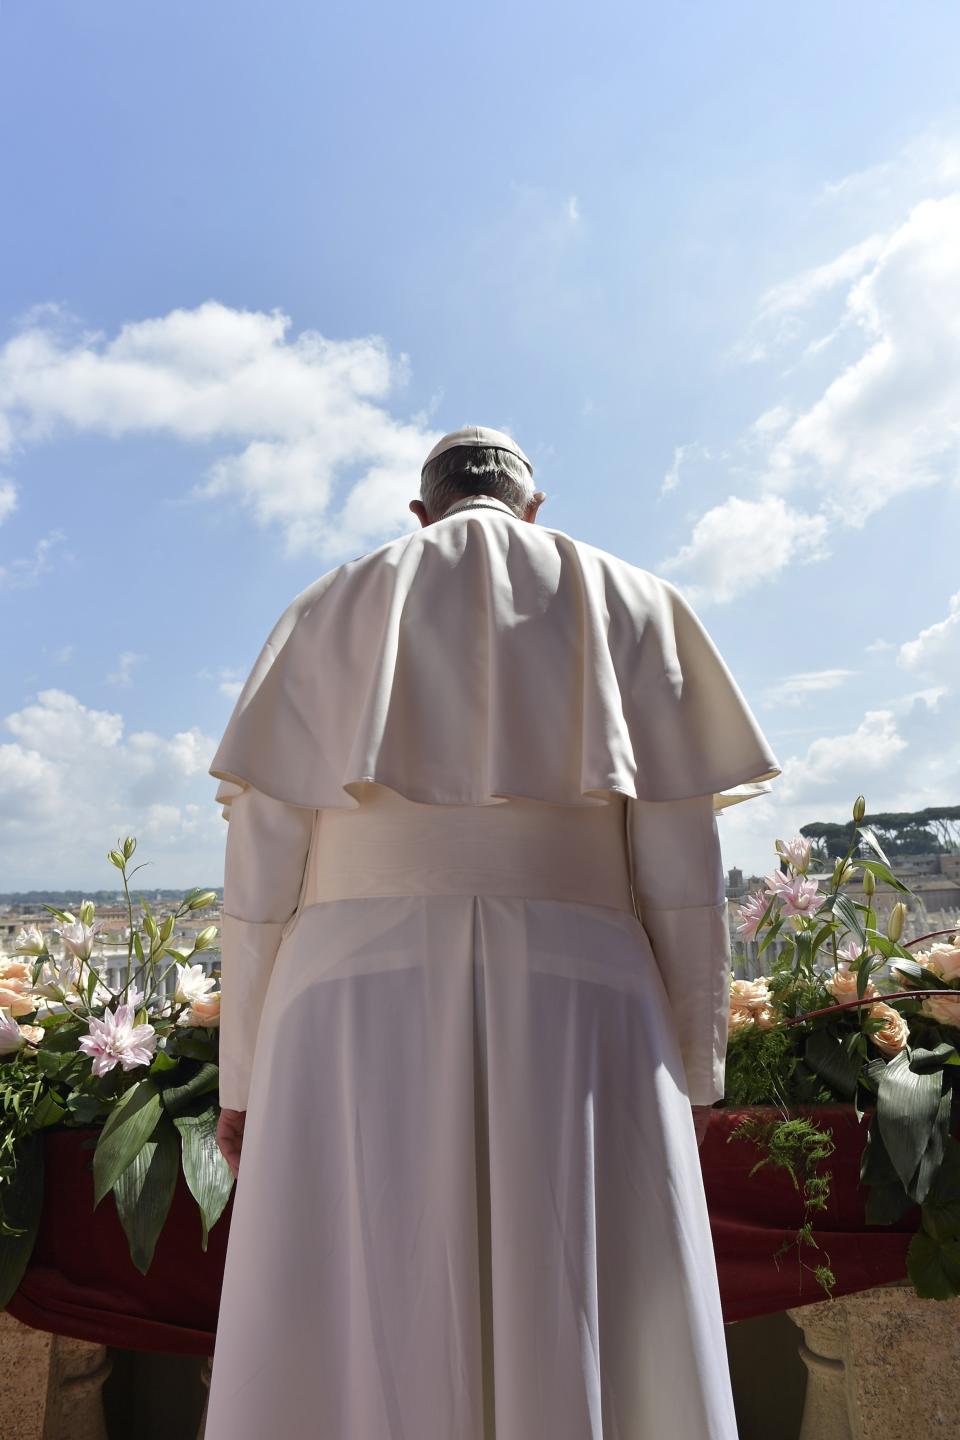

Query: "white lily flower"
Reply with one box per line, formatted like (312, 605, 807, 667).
(13, 924, 46, 956)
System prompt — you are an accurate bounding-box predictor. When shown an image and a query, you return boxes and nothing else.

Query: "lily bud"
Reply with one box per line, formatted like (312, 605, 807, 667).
(853, 795, 866, 823)
(159, 914, 175, 943)
(143, 913, 158, 941)
(887, 901, 906, 943)
(833, 858, 856, 887)
(863, 869, 876, 897)
(123, 837, 137, 859)
(79, 899, 95, 925)
(186, 891, 218, 912)
(108, 850, 126, 870)
(193, 926, 219, 951)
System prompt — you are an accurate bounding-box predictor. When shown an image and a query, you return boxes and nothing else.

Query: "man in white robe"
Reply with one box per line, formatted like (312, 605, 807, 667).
(204, 424, 780, 1440)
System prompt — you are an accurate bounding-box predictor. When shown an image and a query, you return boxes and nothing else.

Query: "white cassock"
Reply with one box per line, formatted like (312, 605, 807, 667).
(202, 494, 781, 1440)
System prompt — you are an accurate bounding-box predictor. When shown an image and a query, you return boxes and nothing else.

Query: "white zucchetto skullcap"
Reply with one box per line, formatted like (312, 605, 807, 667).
(420, 425, 534, 477)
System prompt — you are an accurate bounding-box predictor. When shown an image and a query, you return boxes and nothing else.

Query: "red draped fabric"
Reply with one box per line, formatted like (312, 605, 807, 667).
(4, 1107, 922, 1352)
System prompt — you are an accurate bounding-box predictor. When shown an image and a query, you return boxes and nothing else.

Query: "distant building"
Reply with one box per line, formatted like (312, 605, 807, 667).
(726, 848, 960, 980)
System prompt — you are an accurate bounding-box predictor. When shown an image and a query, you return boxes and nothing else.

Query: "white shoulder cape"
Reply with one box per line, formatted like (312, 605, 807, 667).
(208, 510, 781, 820)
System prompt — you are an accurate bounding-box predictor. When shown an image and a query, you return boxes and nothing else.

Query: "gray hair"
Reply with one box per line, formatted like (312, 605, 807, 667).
(420, 445, 534, 521)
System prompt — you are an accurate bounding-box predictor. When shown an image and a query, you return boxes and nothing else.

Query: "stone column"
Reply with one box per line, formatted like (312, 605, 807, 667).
(0, 1310, 54, 1439)
(43, 1333, 112, 1440)
(0, 1311, 111, 1439)
(786, 1279, 960, 1440)
(197, 1353, 213, 1439)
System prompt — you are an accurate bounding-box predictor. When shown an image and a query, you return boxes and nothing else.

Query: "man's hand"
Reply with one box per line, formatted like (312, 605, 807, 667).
(216, 1106, 246, 1179)
(691, 1104, 714, 1148)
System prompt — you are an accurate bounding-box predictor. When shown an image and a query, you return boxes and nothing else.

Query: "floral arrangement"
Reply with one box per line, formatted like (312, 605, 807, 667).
(724, 794, 960, 1301)
(0, 837, 230, 1306)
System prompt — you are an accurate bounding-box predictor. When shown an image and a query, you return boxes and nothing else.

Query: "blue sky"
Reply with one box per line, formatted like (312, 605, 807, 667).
(2, 0, 959, 890)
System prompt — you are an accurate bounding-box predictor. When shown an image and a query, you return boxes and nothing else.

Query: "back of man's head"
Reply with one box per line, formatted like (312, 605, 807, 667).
(420, 444, 535, 521)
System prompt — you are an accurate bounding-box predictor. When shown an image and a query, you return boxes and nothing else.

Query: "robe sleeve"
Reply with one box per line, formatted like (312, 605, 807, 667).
(626, 791, 731, 1107)
(217, 782, 316, 1111)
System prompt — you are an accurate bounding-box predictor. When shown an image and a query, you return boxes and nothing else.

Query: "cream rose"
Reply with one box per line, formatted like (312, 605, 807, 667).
(730, 978, 773, 1012)
(824, 965, 878, 1004)
(0, 977, 37, 1018)
(753, 1004, 778, 1031)
(729, 1008, 755, 1036)
(729, 978, 778, 1032)
(918, 938, 960, 984)
(187, 992, 221, 1027)
(867, 1001, 909, 1057)
(0, 957, 34, 981)
(919, 991, 960, 1029)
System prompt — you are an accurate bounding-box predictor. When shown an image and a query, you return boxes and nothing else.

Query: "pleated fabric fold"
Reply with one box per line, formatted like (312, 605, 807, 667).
(203, 893, 740, 1440)
(208, 508, 780, 821)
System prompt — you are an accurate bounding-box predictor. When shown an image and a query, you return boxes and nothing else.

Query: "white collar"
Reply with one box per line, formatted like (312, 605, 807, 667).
(438, 495, 518, 520)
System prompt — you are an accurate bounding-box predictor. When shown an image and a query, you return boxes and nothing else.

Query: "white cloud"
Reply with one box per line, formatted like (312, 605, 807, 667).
(565, 195, 581, 224)
(105, 651, 144, 688)
(0, 480, 16, 524)
(760, 194, 960, 528)
(197, 664, 246, 701)
(658, 494, 830, 607)
(760, 669, 858, 708)
(722, 681, 960, 881)
(716, 704, 941, 879)
(745, 406, 792, 444)
(897, 588, 960, 677)
(660, 441, 712, 495)
(781, 709, 908, 794)
(663, 173, 960, 603)
(731, 233, 888, 364)
(0, 689, 222, 889)
(0, 300, 445, 562)
(0, 528, 67, 589)
(813, 130, 960, 209)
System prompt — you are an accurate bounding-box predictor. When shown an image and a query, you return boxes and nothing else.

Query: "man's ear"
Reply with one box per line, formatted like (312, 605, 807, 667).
(409, 499, 430, 528)
(524, 491, 547, 523)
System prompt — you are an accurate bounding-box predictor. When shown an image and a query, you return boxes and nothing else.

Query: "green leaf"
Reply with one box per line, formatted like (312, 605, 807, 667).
(860, 1117, 916, 1225)
(160, 1063, 220, 1119)
(857, 825, 893, 869)
(92, 1079, 163, 1208)
(912, 1084, 953, 1205)
(906, 1231, 960, 1300)
(173, 1107, 234, 1248)
(877, 1050, 944, 1198)
(30, 1090, 65, 1129)
(39, 1021, 87, 1056)
(831, 893, 867, 946)
(64, 1091, 102, 1124)
(757, 915, 784, 956)
(0, 1132, 44, 1309)
(148, 1049, 180, 1074)
(40, 903, 74, 924)
(809, 921, 838, 956)
(111, 1111, 179, 1274)
(889, 959, 949, 992)
(33, 1049, 74, 1077)
(172, 1036, 219, 1063)
(804, 1027, 862, 1101)
(907, 1042, 957, 1073)
(856, 857, 914, 896)
(922, 1136, 960, 1241)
